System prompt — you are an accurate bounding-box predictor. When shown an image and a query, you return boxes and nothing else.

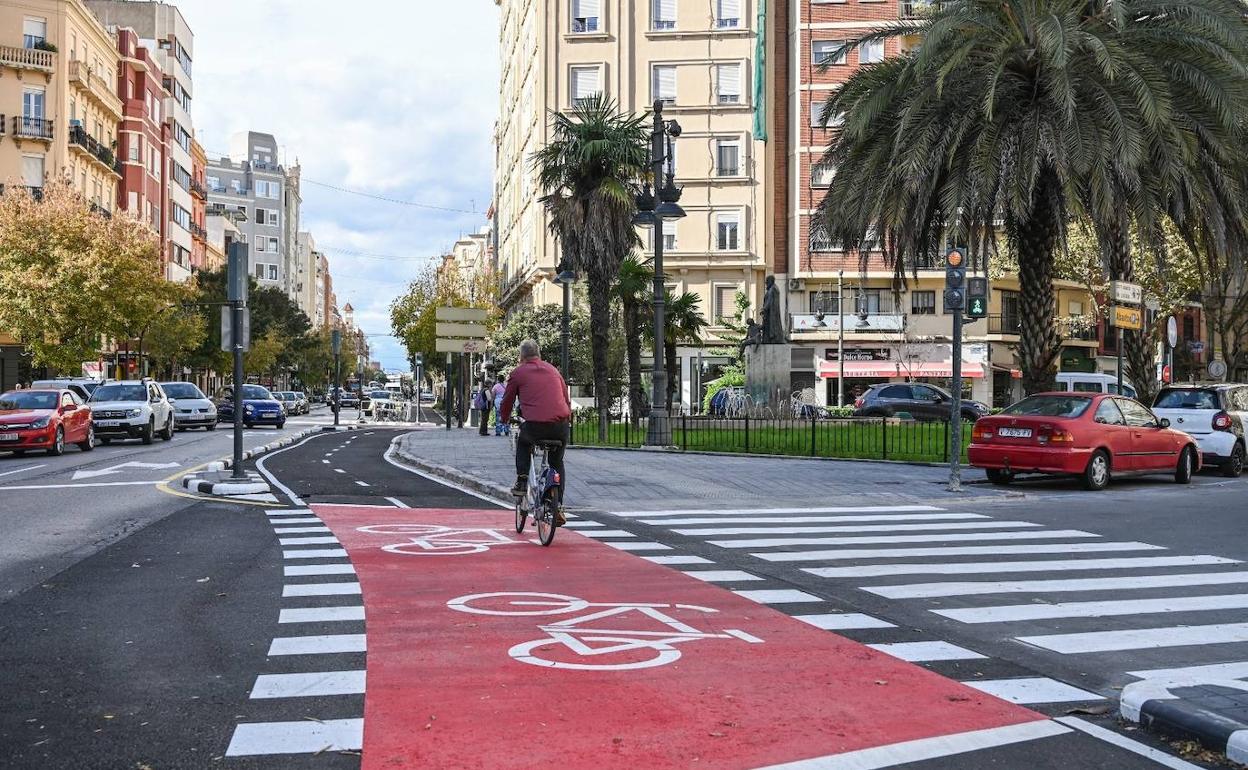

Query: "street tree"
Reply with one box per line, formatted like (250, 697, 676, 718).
(534, 94, 649, 439)
(490, 303, 594, 386)
(390, 262, 498, 367)
(612, 256, 653, 427)
(647, 291, 708, 413)
(813, 0, 1248, 395)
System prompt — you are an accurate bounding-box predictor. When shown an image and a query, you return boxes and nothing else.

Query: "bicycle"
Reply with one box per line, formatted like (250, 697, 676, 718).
(512, 427, 562, 547)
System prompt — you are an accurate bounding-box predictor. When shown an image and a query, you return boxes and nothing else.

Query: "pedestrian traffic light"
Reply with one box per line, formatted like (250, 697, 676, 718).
(966, 277, 989, 319)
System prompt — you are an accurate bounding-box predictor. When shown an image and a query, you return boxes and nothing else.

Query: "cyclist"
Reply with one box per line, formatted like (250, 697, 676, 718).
(499, 339, 570, 509)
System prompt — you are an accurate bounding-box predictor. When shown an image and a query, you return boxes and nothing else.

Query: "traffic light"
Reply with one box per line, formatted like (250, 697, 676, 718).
(944, 248, 967, 314)
(943, 288, 965, 314)
(966, 277, 988, 319)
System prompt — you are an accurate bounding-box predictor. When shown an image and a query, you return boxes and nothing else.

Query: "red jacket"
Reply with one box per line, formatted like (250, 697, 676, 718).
(500, 359, 571, 423)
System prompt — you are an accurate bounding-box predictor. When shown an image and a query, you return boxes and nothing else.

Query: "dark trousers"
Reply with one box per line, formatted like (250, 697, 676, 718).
(516, 421, 569, 492)
(478, 402, 492, 435)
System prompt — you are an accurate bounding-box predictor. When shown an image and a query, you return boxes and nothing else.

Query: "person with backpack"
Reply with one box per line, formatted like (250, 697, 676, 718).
(475, 380, 493, 436)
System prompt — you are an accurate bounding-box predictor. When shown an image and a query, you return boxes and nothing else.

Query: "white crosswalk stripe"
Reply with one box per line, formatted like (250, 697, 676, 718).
(755, 542, 1163, 562)
(806, 555, 1237, 579)
(649, 513, 990, 526)
(714, 530, 1100, 550)
(867, 570, 1248, 599)
(938, 593, 1248, 624)
(673, 521, 1041, 536)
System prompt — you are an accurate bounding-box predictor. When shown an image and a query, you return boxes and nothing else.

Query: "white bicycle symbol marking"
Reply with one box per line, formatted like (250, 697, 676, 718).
(447, 591, 763, 670)
(356, 524, 526, 555)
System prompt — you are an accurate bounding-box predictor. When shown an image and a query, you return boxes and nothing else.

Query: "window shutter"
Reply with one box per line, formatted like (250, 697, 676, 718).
(717, 0, 741, 22)
(573, 67, 600, 100)
(655, 0, 676, 23)
(577, 0, 601, 18)
(717, 64, 741, 97)
(654, 66, 676, 101)
(23, 18, 47, 38)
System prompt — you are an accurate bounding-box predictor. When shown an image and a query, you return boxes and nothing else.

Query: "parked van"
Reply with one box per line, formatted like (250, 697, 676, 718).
(1055, 372, 1137, 399)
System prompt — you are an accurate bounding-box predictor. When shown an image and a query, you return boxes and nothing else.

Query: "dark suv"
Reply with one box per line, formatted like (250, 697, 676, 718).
(853, 383, 989, 422)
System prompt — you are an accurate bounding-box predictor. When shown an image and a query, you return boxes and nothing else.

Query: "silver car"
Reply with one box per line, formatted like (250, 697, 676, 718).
(160, 382, 218, 431)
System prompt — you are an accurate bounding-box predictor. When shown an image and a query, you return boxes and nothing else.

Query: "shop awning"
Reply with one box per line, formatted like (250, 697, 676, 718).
(818, 361, 986, 379)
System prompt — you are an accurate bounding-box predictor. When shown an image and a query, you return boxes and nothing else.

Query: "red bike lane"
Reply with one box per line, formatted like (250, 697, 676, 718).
(311, 504, 1051, 769)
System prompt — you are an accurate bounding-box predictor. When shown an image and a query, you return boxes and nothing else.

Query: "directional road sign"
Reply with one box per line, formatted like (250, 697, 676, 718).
(436, 339, 487, 354)
(1108, 305, 1143, 330)
(436, 307, 489, 323)
(220, 307, 251, 352)
(1110, 281, 1143, 305)
(436, 322, 487, 339)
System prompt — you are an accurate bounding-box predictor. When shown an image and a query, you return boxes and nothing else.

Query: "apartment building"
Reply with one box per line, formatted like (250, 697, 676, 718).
(323, 258, 342, 330)
(189, 134, 207, 268)
(206, 132, 301, 291)
(295, 231, 325, 327)
(111, 26, 167, 244)
(86, 0, 195, 281)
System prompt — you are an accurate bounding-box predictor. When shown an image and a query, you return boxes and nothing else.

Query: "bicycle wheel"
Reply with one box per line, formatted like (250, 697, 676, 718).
(514, 500, 526, 533)
(536, 499, 557, 546)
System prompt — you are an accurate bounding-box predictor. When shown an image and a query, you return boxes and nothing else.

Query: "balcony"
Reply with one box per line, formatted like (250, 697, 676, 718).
(791, 312, 906, 333)
(0, 184, 43, 200)
(987, 314, 1021, 335)
(12, 116, 53, 142)
(1058, 317, 1099, 343)
(901, 0, 940, 18)
(0, 45, 54, 79)
(903, 252, 942, 271)
(68, 61, 123, 118)
(69, 125, 120, 175)
(189, 221, 208, 240)
(190, 179, 208, 199)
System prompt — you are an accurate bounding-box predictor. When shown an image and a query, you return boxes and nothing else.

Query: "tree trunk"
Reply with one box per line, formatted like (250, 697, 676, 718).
(1103, 215, 1156, 402)
(587, 268, 612, 441)
(1016, 169, 1063, 396)
(665, 340, 678, 414)
(623, 300, 643, 429)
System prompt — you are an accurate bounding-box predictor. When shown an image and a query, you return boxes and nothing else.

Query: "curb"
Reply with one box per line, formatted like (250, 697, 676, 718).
(1121, 678, 1248, 764)
(182, 474, 270, 496)
(391, 444, 513, 503)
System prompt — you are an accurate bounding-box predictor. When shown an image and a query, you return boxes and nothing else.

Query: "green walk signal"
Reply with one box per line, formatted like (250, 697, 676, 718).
(966, 277, 989, 319)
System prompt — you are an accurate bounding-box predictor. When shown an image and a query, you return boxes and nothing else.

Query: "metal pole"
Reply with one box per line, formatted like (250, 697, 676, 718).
(646, 100, 671, 446)
(837, 270, 845, 407)
(948, 308, 963, 491)
(230, 297, 245, 479)
(333, 353, 341, 427)
(1117, 324, 1124, 394)
(445, 352, 452, 431)
(561, 278, 571, 376)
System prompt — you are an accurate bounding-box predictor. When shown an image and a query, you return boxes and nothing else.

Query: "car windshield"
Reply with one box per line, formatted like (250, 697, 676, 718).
(243, 386, 273, 400)
(91, 384, 147, 402)
(0, 391, 59, 410)
(162, 383, 204, 399)
(370, 391, 390, 399)
(1154, 389, 1219, 410)
(1001, 395, 1093, 418)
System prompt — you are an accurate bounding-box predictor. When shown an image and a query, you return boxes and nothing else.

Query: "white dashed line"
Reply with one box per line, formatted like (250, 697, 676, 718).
(282, 582, 362, 597)
(268, 634, 367, 656)
(354, 480, 370, 487)
(226, 718, 363, 756)
(278, 606, 365, 623)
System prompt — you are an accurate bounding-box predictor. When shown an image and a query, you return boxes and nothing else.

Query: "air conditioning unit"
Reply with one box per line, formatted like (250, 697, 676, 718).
(787, 278, 805, 292)
(69, 119, 83, 127)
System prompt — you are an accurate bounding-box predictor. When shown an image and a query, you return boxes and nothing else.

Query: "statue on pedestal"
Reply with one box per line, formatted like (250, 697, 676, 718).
(760, 275, 788, 344)
(738, 319, 762, 358)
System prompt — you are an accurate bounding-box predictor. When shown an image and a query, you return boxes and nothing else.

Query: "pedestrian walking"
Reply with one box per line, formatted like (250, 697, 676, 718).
(493, 375, 509, 436)
(476, 380, 493, 436)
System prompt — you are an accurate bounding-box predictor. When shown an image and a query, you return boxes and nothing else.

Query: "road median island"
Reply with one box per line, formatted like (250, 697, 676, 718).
(309, 503, 1056, 769)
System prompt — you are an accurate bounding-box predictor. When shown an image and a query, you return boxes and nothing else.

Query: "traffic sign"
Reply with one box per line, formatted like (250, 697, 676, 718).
(1108, 305, 1142, 330)
(331, 329, 342, 355)
(220, 306, 251, 352)
(436, 322, 487, 339)
(436, 338, 487, 354)
(1166, 316, 1178, 349)
(436, 307, 488, 323)
(1110, 281, 1143, 305)
(1210, 360, 1228, 379)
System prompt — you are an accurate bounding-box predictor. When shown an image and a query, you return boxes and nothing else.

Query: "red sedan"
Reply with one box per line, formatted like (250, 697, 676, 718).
(968, 392, 1199, 490)
(0, 389, 95, 457)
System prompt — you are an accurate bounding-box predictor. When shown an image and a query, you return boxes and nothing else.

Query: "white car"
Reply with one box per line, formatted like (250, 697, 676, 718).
(160, 381, 218, 431)
(364, 389, 394, 417)
(1055, 372, 1137, 399)
(88, 379, 175, 445)
(1152, 384, 1248, 477)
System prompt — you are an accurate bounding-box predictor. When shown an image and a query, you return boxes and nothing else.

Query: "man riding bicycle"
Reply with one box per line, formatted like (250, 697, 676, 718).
(499, 340, 571, 509)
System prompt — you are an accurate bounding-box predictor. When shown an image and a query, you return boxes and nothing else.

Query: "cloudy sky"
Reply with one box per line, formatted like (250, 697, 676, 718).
(177, 0, 499, 369)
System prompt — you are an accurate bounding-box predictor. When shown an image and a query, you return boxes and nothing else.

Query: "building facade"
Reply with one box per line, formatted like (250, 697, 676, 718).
(295, 231, 324, 326)
(112, 26, 167, 244)
(189, 134, 207, 269)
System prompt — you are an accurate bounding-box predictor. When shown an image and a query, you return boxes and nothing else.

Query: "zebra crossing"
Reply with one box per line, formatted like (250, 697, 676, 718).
(571, 502, 1248, 711)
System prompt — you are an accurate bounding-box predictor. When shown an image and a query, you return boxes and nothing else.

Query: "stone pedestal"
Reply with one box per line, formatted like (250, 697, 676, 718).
(744, 344, 792, 407)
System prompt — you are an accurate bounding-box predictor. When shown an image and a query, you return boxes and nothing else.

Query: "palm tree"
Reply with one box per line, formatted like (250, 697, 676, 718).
(814, 0, 1248, 395)
(658, 291, 709, 413)
(613, 256, 653, 428)
(533, 95, 649, 439)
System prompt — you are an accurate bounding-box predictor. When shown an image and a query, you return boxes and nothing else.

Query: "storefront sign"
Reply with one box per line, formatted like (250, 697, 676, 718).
(825, 348, 891, 362)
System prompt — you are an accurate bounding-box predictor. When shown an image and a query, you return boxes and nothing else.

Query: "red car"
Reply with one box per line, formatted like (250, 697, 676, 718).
(0, 389, 95, 456)
(968, 392, 1199, 490)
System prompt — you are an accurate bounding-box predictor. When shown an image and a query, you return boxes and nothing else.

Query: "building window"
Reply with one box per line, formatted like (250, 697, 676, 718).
(652, 65, 677, 106)
(22, 88, 45, 121)
(652, 0, 676, 29)
(570, 66, 602, 105)
(256, 207, 269, 224)
(128, 135, 141, 162)
(811, 162, 836, 188)
(811, 101, 844, 128)
(716, 0, 741, 28)
(207, 175, 221, 190)
(647, 228, 677, 252)
(256, 180, 280, 199)
(716, 212, 741, 251)
(812, 40, 847, 66)
(1183, 315, 1195, 341)
(911, 291, 936, 315)
(716, 139, 740, 176)
(22, 155, 44, 187)
(268, 264, 279, 281)
(714, 285, 739, 324)
(231, 179, 243, 193)
(809, 225, 839, 252)
(860, 39, 884, 64)
(255, 237, 267, 254)
(172, 163, 192, 191)
(571, 0, 600, 32)
(171, 203, 191, 230)
(23, 17, 47, 49)
(268, 237, 279, 252)
(716, 64, 741, 104)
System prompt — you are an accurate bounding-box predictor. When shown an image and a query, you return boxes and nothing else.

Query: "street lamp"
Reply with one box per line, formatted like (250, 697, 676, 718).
(553, 263, 577, 377)
(637, 100, 684, 446)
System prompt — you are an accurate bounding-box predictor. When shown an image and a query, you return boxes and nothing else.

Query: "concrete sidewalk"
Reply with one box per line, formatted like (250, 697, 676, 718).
(391, 427, 1012, 512)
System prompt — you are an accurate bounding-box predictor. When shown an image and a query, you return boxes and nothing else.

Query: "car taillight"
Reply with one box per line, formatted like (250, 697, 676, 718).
(1213, 411, 1233, 431)
(1036, 427, 1074, 445)
(973, 427, 994, 441)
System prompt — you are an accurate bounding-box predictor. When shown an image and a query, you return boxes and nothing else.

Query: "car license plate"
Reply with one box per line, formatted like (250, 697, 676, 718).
(263, 412, 277, 418)
(95, 420, 121, 428)
(0, 432, 18, 442)
(998, 427, 1032, 438)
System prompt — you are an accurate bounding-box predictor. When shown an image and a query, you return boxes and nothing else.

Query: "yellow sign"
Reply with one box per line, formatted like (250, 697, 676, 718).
(1109, 306, 1143, 330)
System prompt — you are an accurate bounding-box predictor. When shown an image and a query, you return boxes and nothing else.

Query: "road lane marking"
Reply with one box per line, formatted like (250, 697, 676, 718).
(651, 513, 989, 526)
(284, 563, 356, 576)
(282, 548, 348, 559)
(714, 530, 1100, 550)
(1129, 661, 1248, 681)
(354, 480, 370, 487)
(225, 718, 363, 756)
(383, 440, 510, 509)
(676, 521, 1041, 536)
(642, 555, 713, 565)
(964, 678, 1104, 705)
(266, 516, 321, 524)
(573, 529, 637, 538)
(755, 720, 1070, 769)
(250, 670, 366, 699)
(384, 496, 409, 508)
(734, 589, 822, 604)
(1018, 622, 1248, 653)
(278, 606, 365, 623)
(272, 526, 332, 534)
(268, 509, 312, 516)
(282, 582, 362, 597)
(563, 520, 605, 528)
(599, 541, 672, 551)
(941, 593, 1248, 624)
(334, 468, 346, 474)
(0, 463, 46, 478)
(0, 480, 161, 490)
(870, 570, 1248, 599)
(682, 570, 764, 583)
(793, 613, 895, 630)
(867, 641, 986, 662)
(756, 542, 1165, 562)
(268, 634, 367, 656)
(278, 536, 340, 546)
(322, 459, 330, 464)
(1055, 717, 1203, 770)
(611, 505, 944, 518)
(805, 555, 1238, 579)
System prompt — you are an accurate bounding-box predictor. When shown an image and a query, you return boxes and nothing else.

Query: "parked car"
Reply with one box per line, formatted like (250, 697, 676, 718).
(216, 385, 285, 429)
(0, 388, 95, 456)
(275, 391, 299, 415)
(853, 383, 989, 422)
(1152, 384, 1248, 478)
(88, 379, 175, 445)
(160, 382, 218, 431)
(293, 392, 310, 414)
(968, 392, 1199, 490)
(32, 378, 103, 402)
(1055, 372, 1137, 399)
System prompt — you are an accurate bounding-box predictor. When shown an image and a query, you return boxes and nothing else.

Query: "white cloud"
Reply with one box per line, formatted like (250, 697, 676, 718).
(176, 0, 499, 368)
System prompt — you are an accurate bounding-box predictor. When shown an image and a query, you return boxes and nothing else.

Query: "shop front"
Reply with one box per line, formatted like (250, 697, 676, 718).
(816, 343, 990, 407)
